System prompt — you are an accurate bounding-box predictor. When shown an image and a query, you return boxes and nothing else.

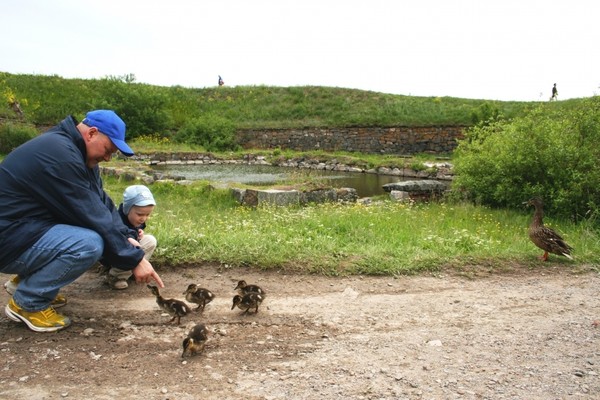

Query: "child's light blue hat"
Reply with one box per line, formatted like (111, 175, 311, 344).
(123, 185, 156, 214)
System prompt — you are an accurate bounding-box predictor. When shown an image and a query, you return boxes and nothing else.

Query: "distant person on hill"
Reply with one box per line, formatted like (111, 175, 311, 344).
(550, 83, 558, 101)
(218, 75, 224, 86)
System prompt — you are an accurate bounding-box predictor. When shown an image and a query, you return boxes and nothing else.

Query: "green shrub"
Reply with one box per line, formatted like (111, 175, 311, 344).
(469, 101, 502, 126)
(174, 114, 238, 152)
(0, 122, 38, 154)
(452, 97, 600, 221)
(90, 76, 173, 138)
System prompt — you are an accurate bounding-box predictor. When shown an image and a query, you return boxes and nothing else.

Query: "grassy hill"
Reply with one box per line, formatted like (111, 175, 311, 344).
(1, 71, 586, 138)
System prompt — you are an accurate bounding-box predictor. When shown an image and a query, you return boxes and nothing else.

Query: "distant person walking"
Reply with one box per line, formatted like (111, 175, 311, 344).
(550, 83, 558, 101)
(218, 75, 224, 86)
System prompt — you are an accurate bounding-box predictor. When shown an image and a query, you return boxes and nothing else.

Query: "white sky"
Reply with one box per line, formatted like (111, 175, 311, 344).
(1, 0, 598, 101)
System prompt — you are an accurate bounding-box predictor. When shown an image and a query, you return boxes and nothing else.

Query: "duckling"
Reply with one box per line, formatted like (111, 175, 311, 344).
(147, 285, 192, 325)
(524, 197, 574, 261)
(231, 292, 264, 314)
(234, 280, 267, 297)
(183, 284, 215, 312)
(182, 323, 209, 358)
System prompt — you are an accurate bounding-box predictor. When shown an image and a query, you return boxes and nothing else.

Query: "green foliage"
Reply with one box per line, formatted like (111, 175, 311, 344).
(0, 122, 38, 153)
(470, 101, 502, 126)
(1, 71, 548, 132)
(174, 114, 238, 152)
(90, 76, 173, 138)
(453, 97, 600, 220)
(0, 73, 172, 137)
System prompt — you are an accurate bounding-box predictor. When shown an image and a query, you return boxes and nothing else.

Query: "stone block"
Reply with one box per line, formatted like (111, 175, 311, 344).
(389, 190, 411, 202)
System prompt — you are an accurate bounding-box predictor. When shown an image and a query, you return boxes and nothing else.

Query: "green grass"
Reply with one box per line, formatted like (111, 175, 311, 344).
(2, 71, 587, 134)
(103, 177, 600, 276)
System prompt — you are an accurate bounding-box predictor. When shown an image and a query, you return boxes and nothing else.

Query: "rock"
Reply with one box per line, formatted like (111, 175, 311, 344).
(336, 187, 358, 203)
(383, 180, 449, 201)
(230, 188, 246, 203)
(389, 190, 411, 202)
(382, 180, 448, 193)
(256, 189, 301, 206)
(301, 188, 337, 205)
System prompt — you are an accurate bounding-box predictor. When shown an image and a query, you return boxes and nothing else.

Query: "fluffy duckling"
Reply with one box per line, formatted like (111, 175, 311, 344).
(524, 197, 574, 261)
(183, 284, 215, 312)
(182, 323, 209, 358)
(147, 285, 192, 325)
(231, 292, 264, 314)
(234, 280, 267, 297)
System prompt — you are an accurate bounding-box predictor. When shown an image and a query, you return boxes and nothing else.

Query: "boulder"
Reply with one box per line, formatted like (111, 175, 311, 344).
(383, 180, 449, 201)
(382, 180, 448, 193)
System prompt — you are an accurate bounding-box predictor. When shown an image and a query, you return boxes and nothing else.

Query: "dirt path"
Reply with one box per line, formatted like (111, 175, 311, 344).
(1, 264, 599, 400)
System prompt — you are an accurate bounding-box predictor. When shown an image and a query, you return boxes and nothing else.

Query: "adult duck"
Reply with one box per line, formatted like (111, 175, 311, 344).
(524, 197, 573, 261)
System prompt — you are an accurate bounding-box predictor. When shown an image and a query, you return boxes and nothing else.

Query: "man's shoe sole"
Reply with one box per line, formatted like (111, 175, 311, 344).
(4, 305, 69, 333)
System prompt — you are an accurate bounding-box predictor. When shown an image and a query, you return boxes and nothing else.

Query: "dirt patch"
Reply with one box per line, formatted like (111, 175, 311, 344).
(1, 264, 599, 399)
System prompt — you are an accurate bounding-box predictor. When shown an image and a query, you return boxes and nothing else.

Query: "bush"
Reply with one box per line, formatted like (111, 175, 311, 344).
(469, 101, 502, 126)
(452, 96, 600, 221)
(174, 114, 238, 152)
(91, 77, 172, 138)
(0, 122, 38, 154)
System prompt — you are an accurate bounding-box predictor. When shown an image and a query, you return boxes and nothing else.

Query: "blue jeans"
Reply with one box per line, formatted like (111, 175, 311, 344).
(1, 224, 104, 311)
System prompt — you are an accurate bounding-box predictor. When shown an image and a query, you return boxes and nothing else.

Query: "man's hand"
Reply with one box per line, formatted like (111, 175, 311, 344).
(132, 257, 164, 288)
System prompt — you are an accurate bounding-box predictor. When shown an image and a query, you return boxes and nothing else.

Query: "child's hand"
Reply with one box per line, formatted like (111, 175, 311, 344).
(127, 237, 141, 247)
(138, 229, 144, 239)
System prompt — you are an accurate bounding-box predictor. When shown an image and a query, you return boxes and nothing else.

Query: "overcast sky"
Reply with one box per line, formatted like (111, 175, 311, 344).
(1, 0, 598, 101)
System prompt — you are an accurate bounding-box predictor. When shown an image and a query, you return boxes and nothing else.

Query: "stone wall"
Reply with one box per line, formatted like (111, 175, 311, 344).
(236, 126, 466, 155)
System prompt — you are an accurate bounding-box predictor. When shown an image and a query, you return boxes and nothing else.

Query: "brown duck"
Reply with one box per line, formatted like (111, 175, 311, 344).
(182, 323, 208, 358)
(183, 284, 215, 312)
(231, 293, 264, 314)
(234, 280, 267, 297)
(147, 285, 192, 325)
(524, 197, 573, 261)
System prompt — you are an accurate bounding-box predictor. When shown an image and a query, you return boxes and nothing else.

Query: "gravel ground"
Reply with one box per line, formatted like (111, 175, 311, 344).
(1, 263, 599, 400)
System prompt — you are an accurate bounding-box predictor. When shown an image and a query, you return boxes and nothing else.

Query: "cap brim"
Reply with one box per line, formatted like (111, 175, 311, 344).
(109, 138, 134, 157)
(134, 200, 156, 207)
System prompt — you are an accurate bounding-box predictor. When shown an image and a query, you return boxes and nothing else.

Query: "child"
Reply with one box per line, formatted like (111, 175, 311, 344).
(107, 185, 157, 290)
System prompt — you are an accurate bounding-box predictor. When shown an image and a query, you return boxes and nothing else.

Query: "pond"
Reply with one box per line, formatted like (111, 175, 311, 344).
(150, 164, 418, 198)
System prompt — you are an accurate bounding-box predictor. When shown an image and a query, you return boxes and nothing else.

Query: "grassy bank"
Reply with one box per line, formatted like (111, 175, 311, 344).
(1, 71, 583, 136)
(102, 176, 600, 275)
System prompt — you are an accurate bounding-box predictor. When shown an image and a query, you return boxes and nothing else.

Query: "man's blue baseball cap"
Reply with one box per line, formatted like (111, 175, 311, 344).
(82, 110, 134, 156)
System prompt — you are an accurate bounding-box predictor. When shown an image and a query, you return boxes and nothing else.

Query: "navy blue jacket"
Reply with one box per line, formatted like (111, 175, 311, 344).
(0, 116, 145, 269)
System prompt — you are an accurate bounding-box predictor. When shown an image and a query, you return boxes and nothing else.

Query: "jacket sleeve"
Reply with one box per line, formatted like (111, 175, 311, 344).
(30, 153, 145, 270)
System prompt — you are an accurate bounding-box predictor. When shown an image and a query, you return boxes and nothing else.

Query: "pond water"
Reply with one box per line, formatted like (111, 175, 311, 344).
(150, 164, 414, 198)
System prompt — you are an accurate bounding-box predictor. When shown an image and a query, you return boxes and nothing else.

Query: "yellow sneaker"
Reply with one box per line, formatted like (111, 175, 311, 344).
(5, 298, 71, 332)
(4, 275, 67, 308)
(4, 275, 20, 295)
